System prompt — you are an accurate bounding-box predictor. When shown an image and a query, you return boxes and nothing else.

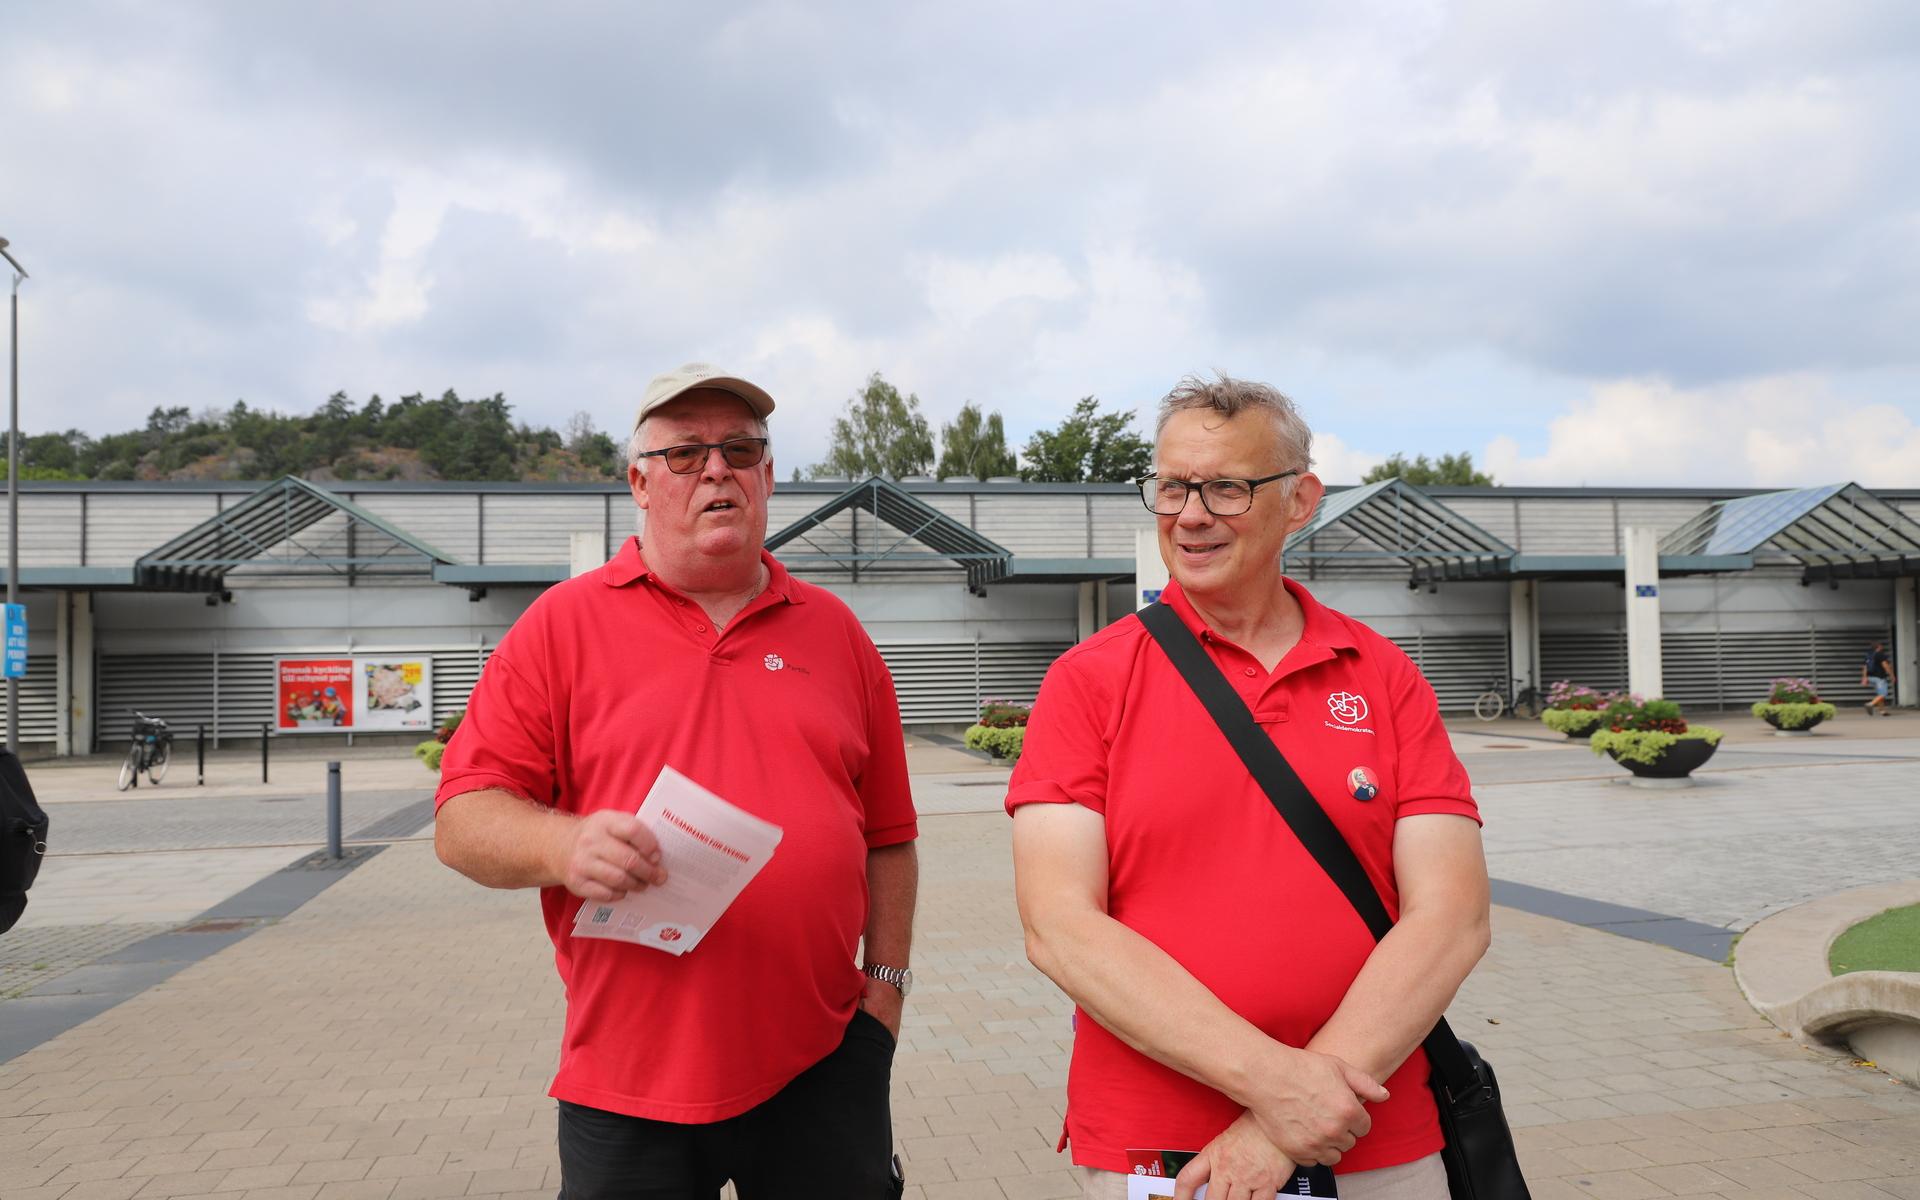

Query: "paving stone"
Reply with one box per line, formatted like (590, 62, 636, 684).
(8, 748, 1920, 1199)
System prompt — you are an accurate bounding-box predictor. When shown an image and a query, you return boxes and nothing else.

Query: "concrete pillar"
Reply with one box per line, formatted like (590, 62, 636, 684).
(1897, 576, 1918, 708)
(1623, 527, 1664, 699)
(1076, 581, 1096, 642)
(58, 591, 94, 757)
(1096, 579, 1110, 630)
(569, 531, 607, 578)
(1508, 579, 1539, 697)
(1134, 528, 1170, 610)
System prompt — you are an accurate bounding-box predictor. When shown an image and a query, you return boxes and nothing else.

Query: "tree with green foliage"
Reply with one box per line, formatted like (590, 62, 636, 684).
(8, 389, 624, 483)
(936, 402, 1017, 480)
(1020, 396, 1152, 483)
(808, 373, 935, 479)
(1361, 451, 1494, 487)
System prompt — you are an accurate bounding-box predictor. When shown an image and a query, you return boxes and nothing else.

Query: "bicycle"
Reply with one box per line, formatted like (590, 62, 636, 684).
(1472, 676, 1542, 721)
(117, 711, 174, 791)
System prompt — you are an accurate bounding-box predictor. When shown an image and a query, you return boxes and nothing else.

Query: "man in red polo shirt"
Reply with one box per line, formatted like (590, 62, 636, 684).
(434, 364, 917, 1199)
(1009, 375, 1490, 1200)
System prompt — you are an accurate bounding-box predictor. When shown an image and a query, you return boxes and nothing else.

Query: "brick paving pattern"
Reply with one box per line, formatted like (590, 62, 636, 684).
(0, 927, 170, 1000)
(4, 728, 1919, 1198)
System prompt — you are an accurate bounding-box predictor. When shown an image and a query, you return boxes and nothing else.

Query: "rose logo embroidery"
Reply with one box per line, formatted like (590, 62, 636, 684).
(657, 927, 683, 943)
(1327, 691, 1369, 725)
(764, 653, 784, 671)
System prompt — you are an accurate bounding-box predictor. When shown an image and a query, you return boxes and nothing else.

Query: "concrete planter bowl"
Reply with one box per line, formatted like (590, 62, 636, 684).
(1751, 702, 1835, 741)
(1601, 735, 1720, 787)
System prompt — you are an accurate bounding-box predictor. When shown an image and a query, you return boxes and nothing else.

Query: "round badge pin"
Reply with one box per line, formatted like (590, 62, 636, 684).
(1347, 766, 1379, 802)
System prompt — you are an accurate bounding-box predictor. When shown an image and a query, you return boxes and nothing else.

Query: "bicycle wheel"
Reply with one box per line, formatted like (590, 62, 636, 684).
(1472, 691, 1506, 721)
(117, 745, 139, 791)
(148, 742, 171, 785)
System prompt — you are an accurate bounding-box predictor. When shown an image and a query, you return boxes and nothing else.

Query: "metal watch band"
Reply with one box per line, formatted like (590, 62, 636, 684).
(862, 963, 911, 995)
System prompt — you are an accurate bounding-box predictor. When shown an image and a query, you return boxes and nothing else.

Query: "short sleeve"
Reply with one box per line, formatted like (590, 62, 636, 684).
(855, 640, 917, 849)
(1386, 658, 1481, 825)
(435, 647, 559, 810)
(1005, 652, 1112, 816)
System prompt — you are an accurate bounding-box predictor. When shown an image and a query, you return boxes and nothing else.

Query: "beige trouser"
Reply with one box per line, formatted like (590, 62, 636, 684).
(1079, 1151, 1448, 1200)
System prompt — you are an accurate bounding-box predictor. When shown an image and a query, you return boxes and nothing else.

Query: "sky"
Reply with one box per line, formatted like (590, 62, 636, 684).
(4, 0, 1918, 487)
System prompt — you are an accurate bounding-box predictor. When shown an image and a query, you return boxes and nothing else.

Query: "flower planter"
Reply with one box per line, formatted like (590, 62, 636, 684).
(1605, 736, 1719, 783)
(1760, 710, 1827, 735)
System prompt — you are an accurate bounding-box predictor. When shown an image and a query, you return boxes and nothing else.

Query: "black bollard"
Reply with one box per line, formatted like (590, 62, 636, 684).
(261, 723, 269, 784)
(327, 761, 342, 860)
(197, 724, 206, 787)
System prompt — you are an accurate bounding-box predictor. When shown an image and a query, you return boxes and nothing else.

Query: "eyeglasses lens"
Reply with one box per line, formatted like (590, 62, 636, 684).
(663, 439, 766, 474)
(1141, 478, 1255, 516)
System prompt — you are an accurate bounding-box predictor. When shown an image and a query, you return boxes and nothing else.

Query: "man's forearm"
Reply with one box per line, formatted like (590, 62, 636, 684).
(1304, 909, 1490, 1083)
(435, 788, 572, 889)
(862, 841, 918, 966)
(1028, 906, 1294, 1106)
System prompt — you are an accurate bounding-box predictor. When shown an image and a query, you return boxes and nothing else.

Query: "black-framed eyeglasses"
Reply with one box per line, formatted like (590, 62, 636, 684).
(636, 437, 770, 475)
(1137, 469, 1299, 516)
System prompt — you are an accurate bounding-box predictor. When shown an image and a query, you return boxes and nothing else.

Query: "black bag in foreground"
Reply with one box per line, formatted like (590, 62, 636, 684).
(1, 748, 49, 936)
(1138, 602, 1529, 1200)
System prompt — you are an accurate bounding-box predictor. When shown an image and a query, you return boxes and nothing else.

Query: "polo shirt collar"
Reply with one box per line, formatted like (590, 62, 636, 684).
(1160, 574, 1356, 654)
(600, 537, 804, 606)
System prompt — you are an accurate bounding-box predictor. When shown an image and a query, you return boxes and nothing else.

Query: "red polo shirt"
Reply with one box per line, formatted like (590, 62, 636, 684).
(1006, 576, 1479, 1173)
(436, 538, 916, 1123)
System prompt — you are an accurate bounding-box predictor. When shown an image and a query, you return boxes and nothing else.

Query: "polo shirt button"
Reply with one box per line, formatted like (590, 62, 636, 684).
(1243, 667, 1256, 677)
(675, 599, 686, 606)
(695, 624, 708, 633)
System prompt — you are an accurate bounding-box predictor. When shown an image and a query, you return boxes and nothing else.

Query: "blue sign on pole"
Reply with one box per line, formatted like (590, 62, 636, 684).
(3, 604, 26, 680)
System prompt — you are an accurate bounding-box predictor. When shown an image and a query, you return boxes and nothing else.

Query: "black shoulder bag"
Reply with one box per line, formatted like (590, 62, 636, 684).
(1138, 603, 1528, 1200)
(0, 748, 49, 936)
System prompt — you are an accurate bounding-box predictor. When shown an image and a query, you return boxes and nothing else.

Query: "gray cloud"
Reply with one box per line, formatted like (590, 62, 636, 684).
(2, 1, 1916, 485)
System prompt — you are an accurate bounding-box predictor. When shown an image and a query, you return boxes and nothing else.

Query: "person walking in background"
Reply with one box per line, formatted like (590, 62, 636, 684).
(1863, 640, 1896, 716)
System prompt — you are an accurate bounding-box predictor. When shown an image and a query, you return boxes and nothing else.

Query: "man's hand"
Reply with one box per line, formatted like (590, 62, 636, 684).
(858, 975, 904, 1040)
(1175, 1111, 1295, 1200)
(551, 810, 666, 901)
(1242, 1047, 1388, 1167)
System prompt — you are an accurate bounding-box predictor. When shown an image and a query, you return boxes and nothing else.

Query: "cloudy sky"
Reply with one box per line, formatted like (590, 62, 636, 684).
(5, 0, 1918, 485)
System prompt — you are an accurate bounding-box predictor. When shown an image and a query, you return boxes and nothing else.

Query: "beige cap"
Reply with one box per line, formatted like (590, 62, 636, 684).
(633, 363, 776, 432)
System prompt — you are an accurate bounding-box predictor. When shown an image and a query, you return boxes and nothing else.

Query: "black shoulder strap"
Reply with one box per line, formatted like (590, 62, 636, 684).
(1135, 602, 1479, 1096)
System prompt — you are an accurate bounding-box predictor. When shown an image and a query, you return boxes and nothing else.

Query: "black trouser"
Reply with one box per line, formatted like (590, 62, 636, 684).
(558, 1009, 901, 1199)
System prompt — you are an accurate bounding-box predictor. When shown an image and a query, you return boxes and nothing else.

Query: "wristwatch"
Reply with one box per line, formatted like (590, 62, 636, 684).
(863, 963, 913, 997)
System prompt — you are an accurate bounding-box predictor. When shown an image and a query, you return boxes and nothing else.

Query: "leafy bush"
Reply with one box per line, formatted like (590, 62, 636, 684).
(964, 723, 1026, 762)
(1541, 708, 1608, 736)
(1765, 677, 1821, 705)
(977, 699, 1032, 729)
(414, 739, 446, 771)
(1590, 726, 1722, 765)
(1751, 701, 1837, 729)
(435, 708, 465, 744)
(1600, 696, 1687, 734)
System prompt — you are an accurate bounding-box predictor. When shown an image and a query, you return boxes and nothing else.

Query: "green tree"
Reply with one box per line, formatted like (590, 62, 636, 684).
(808, 373, 935, 479)
(1361, 452, 1494, 487)
(1020, 396, 1152, 483)
(936, 402, 1017, 480)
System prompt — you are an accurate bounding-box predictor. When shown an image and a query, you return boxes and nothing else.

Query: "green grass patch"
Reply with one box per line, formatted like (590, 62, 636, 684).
(1830, 904, 1920, 975)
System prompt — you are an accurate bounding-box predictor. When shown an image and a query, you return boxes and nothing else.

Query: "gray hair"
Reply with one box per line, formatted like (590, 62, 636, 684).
(625, 409, 771, 471)
(1155, 374, 1313, 472)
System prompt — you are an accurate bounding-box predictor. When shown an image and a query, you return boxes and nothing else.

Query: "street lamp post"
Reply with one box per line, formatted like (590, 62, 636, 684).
(0, 237, 26, 754)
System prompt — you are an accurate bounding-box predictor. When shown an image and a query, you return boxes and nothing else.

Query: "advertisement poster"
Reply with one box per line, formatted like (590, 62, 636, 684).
(354, 658, 433, 731)
(277, 658, 354, 729)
